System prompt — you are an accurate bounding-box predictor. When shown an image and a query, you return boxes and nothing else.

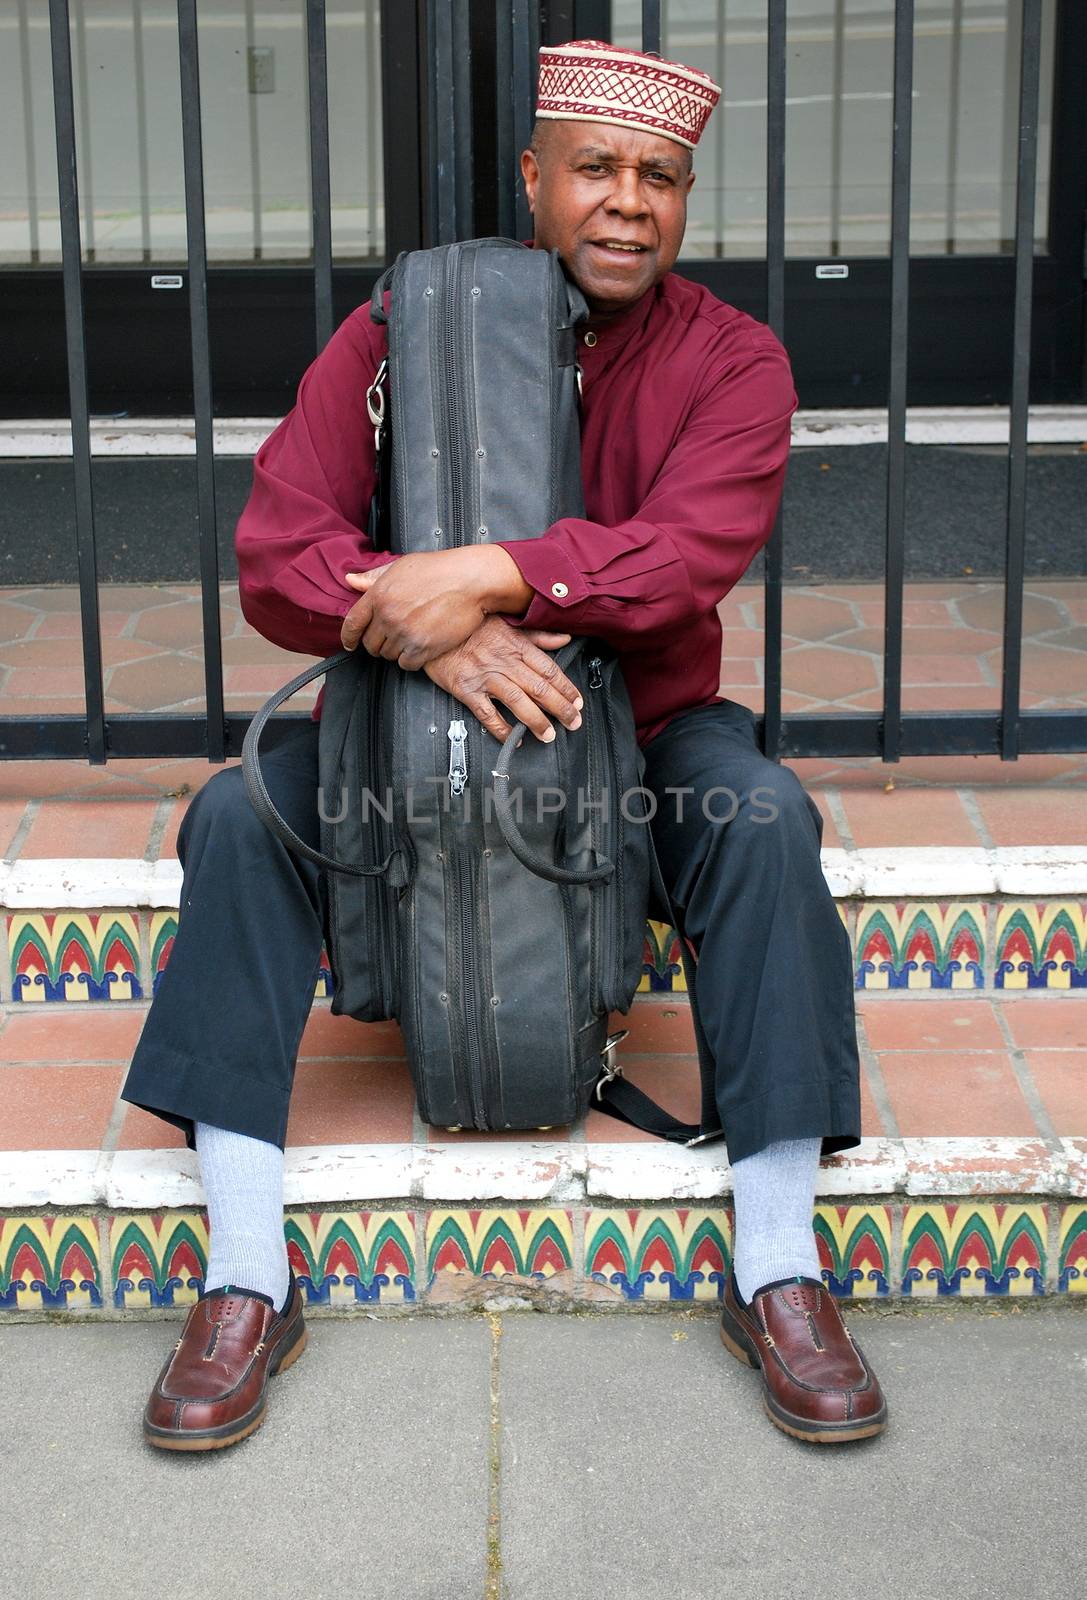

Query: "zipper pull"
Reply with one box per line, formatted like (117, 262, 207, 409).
(447, 720, 468, 796)
(587, 656, 603, 690)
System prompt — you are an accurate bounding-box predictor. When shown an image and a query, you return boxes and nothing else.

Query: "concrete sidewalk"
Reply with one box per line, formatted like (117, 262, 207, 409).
(2, 1303, 1082, 1600)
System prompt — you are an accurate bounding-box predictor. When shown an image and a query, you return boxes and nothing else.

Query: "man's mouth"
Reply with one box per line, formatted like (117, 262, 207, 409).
(589, 239, 651, 260)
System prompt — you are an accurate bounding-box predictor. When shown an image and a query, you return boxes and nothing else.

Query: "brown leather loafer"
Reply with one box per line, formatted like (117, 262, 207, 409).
(719, 1272, 887, 1444)
(143, 1270, 307, 1452)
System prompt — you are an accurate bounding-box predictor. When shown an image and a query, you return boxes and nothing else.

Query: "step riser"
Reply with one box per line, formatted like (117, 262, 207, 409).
(2, 1197, 1084, 1316)
(5, 897, 1087, 1003)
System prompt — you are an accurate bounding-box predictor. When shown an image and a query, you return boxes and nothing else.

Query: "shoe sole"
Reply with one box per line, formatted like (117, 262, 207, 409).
(719, 1313, 887, 1446)
(143, 1313, 308, 1453)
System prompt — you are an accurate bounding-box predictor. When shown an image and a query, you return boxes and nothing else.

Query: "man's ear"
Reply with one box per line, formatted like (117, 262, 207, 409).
(520, 147, 540, 214)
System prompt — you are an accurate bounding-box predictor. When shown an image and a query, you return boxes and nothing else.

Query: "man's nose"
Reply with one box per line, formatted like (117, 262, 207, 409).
(604, 170, 648, 218)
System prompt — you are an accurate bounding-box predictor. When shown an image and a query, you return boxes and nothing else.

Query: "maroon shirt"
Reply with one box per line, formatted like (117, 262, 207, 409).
(236, 262, 796, 747)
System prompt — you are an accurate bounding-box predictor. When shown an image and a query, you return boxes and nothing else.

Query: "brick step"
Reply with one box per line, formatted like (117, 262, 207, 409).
(3, 849, 1085, 1002)
(0, 992, 1084, 1314)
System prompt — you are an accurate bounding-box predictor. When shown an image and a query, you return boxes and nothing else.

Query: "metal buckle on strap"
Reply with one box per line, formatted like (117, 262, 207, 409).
(684, 1126, 726, 1149)
(594, 1028, 629, 1100)
(366, 356, 388, 452)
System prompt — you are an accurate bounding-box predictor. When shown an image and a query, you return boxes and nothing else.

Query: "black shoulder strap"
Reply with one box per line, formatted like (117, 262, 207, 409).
(592, 827, 725, 1148)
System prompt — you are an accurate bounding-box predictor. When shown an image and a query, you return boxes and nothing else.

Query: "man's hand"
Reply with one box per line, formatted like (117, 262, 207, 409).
(340, 546, 534, 670)
(423, 616, 582, 744)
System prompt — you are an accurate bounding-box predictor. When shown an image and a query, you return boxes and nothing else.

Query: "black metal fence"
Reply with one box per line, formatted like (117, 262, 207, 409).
(5, 0, 1083, 766)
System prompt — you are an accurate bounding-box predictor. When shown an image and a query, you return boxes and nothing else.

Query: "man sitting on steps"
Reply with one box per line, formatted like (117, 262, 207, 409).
(122, 37, 887, 1451)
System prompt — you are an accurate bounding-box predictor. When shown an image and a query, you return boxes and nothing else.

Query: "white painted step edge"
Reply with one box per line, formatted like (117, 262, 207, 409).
(0, 1136, 1081, 1211)
(3, 847, 1087, 910)
(3, 406, 1085, 457)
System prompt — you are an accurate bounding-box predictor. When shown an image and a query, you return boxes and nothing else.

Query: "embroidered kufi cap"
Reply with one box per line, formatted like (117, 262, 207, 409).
(535, 38, 721, 151)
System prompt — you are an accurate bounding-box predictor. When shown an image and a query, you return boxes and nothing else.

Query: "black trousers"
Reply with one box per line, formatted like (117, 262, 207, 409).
(121, 698, 861, 1165)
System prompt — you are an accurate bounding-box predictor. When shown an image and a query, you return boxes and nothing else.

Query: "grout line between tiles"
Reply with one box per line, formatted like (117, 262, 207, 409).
(958, 789, 997, 851)
(990, 1003, 1063, 1154)
(3, 797, 40, 866)
(855, 1011, 901, 1140)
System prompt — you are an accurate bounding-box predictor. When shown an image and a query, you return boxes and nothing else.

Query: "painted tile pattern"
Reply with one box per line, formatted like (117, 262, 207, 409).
(815, 1205, 892, 1298)
(426, 1209, 573, 1284)
(111, 1211, 208, 1309)
(2, 1202, 1086, 1312)
(902, 1204, 1046, 1297)
(995, 901, 1087, 990)
(149, 912, 176, 997)
(1058, 1206, 1087, 1295)
(8, 912, 142, 1002)
(286, 1211, 415, 1305)
(0, 1216, 102, 1310)
(585, 1208, 732, 1300)
(855, 902, 985, 990)
(638, 920, 686, 994)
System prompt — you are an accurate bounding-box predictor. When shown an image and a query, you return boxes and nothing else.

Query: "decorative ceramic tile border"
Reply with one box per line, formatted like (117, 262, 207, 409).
(111, 1211, 208, 1310)
(0, 1215, 102, 1310)
(1058, 1205, 1087, 1294)
(7, 912, 142, 1002)
(4, 1200, 1087, 1313)
(995, 901, 1087, 990)
(814, 1205, 892, 1298)
(585, 1207, 732, 1300)
(901, 1203, 1047, 1297)
(285, 1211, 415, 1306)
(855, 901, 985, 990)
(425, 1208, 574, 1298)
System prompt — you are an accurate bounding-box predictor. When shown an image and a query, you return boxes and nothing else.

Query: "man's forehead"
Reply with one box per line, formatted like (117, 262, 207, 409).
(551, 123, 686, 170)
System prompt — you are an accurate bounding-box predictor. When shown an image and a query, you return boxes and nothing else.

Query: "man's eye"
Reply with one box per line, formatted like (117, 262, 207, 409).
(647, 172, 672, 183)
(582, 164, 606, 174)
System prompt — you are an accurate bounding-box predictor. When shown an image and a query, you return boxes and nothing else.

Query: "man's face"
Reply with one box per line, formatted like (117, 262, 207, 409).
(521, 120, 696, 315)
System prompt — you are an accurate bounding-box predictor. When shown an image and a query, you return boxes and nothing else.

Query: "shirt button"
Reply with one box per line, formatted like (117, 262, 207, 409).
(583, 331, 597, 347)
(550, 581, 569, 598)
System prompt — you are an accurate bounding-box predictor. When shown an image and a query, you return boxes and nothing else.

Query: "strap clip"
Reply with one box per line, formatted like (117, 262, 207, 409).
(366, 356, 388, 453)
(594, 1028, 629, 1100)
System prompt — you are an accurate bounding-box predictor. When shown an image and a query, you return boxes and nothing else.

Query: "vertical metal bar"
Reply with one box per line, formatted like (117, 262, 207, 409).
(944, 0, 964, 252)
(881, 0, 914, 766)
(245, 0, 263, 259)
(713, 0, 725, 258)
(306, 0, 334, 351)
(641, 0, 661, 55)
(512, 0, 538, 242)
(1001, 0, 1042, 762)
(48, 0, 105, 764)
(999, 0, 1021, 249)
(18, 0, 40, 263)
(762, 0, 786, 762)
(132, 0, 152, 261)
(495, 0, 515, 238)
(429, 0, 456, 242)
(364, 0, 379, 256)
(829, 0, 844, 254)
(177, 0, 226, 764)
(452, 0, 473, 238)
(72, 0, 95, 260)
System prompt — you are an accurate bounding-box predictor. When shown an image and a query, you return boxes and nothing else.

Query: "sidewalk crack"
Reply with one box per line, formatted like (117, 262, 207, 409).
(484, 1311, 503, 1600)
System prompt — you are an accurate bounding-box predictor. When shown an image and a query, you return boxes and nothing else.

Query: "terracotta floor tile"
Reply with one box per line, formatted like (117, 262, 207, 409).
(859, 1070, 885, 1137)
(2, 668, 88, 699)
(608, 1002, 696, 1055)
(838, 787, 980, 847)
(584, 1053, 701, 1143)
(0, 1006, 146, 1062)
(299, 1009, 406, 1058)
(0, 1063, 121, 1148)
(156, 796, 194, 862)
(859, 998, 1006, 1052)
(1021, 1050, 1087, 1135)
(285, 1058, 416, 1144)
(717, 660, 760, 688)
(972, 788, 1087, 846)
(1001, 999, 1087, 1050)
(783, 646, 879, 699)
(0, 799, 27, 854)
(115, 1101, 189, 1149)
(19, 798, 158, 858)
(877, 1050, 1037, 1136)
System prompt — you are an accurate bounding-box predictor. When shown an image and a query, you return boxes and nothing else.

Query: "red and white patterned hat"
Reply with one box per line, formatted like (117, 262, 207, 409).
(535, 38, 721, 152)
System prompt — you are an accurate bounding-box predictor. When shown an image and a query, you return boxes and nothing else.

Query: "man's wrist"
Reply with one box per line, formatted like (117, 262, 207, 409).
(468, 544, 534, 616)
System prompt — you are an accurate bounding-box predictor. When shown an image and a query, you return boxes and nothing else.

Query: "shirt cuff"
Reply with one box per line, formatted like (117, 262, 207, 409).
(494, 537, 589, 630)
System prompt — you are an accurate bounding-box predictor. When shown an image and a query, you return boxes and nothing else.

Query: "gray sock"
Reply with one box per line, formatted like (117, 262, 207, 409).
(730, 1137, 823, 1304)
(195, 1121, 290, 1313)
